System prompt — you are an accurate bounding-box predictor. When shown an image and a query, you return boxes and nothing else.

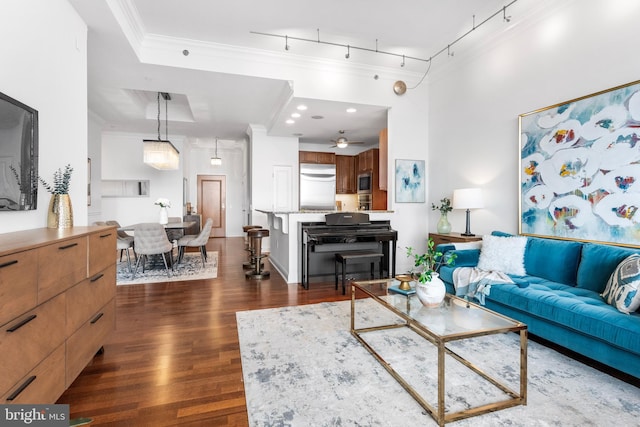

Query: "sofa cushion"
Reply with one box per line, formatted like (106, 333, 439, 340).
(576, 243, 640, 292)
(477, 234, 527, 275)
(602, 254, 640, 314)
(484, 281, 640, 355)
(524, 237, 582, 285)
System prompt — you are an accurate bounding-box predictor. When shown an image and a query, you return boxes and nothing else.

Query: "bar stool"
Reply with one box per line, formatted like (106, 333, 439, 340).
(243, 225, 262, 269)
(243, 225, 261, 248)
(246, 228, 270, 279)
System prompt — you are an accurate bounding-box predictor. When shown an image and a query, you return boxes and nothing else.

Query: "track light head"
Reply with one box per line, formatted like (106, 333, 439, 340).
(503, 6, 511, 23)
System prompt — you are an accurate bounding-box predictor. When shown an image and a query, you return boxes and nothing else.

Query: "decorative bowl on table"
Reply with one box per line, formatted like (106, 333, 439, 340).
(395, 274, 414, 291)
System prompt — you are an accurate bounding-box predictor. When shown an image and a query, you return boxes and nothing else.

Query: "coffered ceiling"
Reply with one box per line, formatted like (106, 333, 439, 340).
(69, 0, 528, 148)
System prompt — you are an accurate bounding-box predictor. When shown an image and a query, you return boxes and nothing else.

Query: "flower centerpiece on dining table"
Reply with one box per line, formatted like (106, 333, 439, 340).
(432, 197, 453, 234)
(406, 239, 456, 307)
(155, 198, 171, 224)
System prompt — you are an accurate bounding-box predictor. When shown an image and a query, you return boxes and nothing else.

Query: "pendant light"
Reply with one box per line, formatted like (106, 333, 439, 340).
(210, 137, 222, 165)
(143, 92, 180, 170)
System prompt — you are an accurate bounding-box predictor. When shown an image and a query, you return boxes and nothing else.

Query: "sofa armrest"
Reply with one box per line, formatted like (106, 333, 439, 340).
(444, 248, 480, 267)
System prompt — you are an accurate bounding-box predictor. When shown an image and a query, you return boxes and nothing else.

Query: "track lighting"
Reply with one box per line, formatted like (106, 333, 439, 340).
(251, 0, 518, 70)
(503, 6, 511, 22)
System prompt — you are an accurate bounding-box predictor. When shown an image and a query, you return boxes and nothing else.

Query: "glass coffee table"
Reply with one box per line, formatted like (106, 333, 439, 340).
(350, 279, 527, 426)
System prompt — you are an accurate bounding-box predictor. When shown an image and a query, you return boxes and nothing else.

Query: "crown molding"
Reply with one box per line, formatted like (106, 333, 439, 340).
(106, 0, 424, 86)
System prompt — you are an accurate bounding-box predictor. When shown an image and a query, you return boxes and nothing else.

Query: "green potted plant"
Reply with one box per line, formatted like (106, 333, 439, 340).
(406, 238, 456, 307)
(432, 197, 453, 234)
(39, 164, 74, 228)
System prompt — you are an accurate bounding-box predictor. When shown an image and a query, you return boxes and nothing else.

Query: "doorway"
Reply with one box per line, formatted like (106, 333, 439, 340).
(197, 175, 226, 237)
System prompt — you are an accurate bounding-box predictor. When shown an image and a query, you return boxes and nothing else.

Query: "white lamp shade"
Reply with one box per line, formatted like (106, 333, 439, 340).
(210, 157, 222, 166)
(143, 140, 180, 170)
(452, 188, 484, 209)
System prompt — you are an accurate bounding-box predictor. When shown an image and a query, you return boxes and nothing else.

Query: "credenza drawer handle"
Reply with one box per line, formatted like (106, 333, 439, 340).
(6, 376, 36, 401)
(59, 242, 78, 250)
(99, 233, 112, 238)
(90, 313, 104, 324)
(6, 315, 37, 332)
(0, 259, 18, 269)
(90, 273, 104, 282)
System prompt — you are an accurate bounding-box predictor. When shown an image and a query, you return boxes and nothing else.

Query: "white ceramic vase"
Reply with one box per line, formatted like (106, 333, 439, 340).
(415, 272, 446, 308)
(159, 207, 169, 224)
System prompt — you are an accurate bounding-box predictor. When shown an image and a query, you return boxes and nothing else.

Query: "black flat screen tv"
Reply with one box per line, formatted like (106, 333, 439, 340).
(0, 91, 38, 211)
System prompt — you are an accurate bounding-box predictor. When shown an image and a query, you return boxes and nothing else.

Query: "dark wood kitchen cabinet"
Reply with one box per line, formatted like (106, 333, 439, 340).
(336, 155, 356, 194)
(357, 149, 375, 173)
(299, 151, 336, 164)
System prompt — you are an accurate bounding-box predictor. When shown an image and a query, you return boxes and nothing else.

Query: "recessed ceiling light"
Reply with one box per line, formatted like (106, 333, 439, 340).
(297, 105, 308, 111)
(311, 115, 324, 119)
(286, 119, 295, 124)
(291, 112, 301, 118)
(346, 108, 357, 113)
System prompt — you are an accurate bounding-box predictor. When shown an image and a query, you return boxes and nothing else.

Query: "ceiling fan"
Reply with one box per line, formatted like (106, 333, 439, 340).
(330, 130, 364, 148)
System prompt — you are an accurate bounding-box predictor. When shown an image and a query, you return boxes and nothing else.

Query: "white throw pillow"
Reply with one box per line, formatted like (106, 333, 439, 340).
(477, 235, 527, 276)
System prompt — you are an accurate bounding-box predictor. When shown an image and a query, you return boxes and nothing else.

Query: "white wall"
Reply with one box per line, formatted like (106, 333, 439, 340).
(87, 111, 104, 224)
(185, 138, 248, 237)
(100, 132, 184, 226)
(248, 125, 300, 234)
(0, 0, 88, 233)
(428, 0, 640, 236)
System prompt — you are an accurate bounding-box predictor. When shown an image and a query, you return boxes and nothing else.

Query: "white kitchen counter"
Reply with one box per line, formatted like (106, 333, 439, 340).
(256, 209, 395, 284)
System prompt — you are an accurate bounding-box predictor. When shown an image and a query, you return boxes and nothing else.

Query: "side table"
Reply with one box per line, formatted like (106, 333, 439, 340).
(429, 232, 482, 247)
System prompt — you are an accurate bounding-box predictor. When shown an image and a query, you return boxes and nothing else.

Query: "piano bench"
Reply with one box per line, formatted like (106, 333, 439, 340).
(335, 251, 384, 295)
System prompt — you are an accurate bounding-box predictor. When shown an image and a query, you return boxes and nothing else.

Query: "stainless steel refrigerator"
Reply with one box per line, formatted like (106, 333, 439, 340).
(299, 163, 336, 210)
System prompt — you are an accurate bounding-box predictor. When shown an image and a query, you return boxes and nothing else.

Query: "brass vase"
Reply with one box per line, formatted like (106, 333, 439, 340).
(47, 194, 74, 228)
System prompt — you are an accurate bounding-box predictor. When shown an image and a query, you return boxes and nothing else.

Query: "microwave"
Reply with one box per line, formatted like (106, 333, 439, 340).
(357, 172, 372, 194)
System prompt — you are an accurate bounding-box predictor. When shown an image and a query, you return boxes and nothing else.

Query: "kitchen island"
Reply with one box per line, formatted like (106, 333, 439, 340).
(256, 209, 395, 284)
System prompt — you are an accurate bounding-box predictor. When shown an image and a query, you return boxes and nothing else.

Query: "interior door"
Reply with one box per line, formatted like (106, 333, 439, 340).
(197, 175, 226, 237)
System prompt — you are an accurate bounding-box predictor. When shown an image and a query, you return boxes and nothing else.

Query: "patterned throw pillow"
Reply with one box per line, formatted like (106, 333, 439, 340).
(477, 234, 527, 276)
(602, 254, 640, 314)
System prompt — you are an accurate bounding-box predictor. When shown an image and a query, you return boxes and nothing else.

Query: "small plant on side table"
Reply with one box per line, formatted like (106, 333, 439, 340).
(406, 238, 456, 307)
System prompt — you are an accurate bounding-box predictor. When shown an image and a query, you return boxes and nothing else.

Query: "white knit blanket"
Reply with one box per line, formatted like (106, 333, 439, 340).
(453, 267, 514, 304)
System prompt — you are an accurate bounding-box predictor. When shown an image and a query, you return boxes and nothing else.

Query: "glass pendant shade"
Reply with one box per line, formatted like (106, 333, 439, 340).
(143, 92, 179, 170)
(210, 137, 222, 165)
(143, 139, 180, 170)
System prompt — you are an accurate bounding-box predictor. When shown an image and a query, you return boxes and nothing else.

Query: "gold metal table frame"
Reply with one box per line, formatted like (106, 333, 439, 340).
(350, 279, 527, 426)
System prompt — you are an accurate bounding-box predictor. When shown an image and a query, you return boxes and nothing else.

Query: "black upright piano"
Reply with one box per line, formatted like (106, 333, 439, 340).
(301, 212, 398, 289)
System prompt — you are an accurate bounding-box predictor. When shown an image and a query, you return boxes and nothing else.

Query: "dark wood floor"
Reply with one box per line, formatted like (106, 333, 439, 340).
(57, 237, 636, 425)
(57, 237, 349, 426)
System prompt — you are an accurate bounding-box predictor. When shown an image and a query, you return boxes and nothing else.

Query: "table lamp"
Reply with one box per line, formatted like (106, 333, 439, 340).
(453, 188, 484, 236)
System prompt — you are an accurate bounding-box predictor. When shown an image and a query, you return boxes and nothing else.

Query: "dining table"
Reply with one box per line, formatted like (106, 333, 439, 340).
(119, 221, 196, 232)
(119, 221, 197, 268)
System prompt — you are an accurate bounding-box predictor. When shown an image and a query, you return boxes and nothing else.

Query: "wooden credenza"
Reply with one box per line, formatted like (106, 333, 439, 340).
(0, 226, 116, 403)
(429, 232, 483, 247)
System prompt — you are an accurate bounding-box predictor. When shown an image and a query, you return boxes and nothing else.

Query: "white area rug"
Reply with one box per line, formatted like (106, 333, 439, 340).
(116, 251, 217, 285)
(237, 300, 640, 426)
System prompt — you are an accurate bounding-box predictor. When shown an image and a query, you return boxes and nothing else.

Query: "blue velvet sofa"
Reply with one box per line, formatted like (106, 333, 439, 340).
(438, 231, 640, 380)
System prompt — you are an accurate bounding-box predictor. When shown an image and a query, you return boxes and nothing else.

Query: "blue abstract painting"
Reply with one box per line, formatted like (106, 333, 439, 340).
(520, 79, 640, 245)
(395, 159, 425, 203)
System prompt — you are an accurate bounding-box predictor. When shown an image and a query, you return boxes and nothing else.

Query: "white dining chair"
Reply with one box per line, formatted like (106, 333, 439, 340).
(132, 223, 174, 279)
(177, 218, 213, 268)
